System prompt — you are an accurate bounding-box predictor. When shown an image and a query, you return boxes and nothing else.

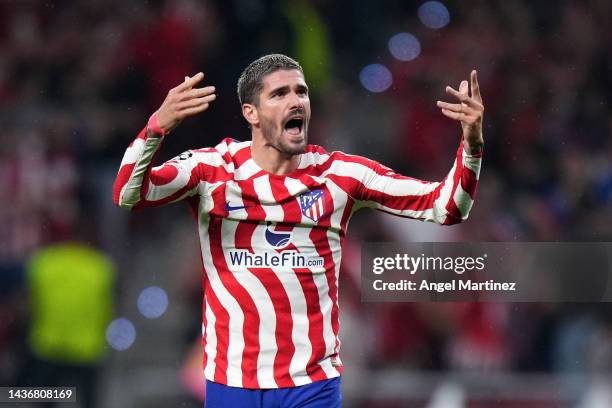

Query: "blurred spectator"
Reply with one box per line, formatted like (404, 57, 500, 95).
(20, 242, 115, 408)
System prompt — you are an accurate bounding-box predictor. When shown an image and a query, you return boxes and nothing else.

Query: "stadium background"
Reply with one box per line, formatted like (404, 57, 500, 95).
(1, 0, 611, 406)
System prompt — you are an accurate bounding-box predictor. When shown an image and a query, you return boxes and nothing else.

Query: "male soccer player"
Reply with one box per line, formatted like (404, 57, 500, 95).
(113, 54, 484, 407)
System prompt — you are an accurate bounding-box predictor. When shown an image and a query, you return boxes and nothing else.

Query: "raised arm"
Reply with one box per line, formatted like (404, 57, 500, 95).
(113, 73, 217, 209)
(329, 70, 484, 225)
(330, 141, 481, 225)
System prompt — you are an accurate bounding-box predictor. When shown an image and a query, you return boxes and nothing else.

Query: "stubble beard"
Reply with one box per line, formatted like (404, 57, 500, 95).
(260, 115, 308, 156)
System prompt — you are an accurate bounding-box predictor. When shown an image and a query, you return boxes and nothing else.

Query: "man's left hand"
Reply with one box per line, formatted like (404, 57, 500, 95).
(436, 70, 484, 155)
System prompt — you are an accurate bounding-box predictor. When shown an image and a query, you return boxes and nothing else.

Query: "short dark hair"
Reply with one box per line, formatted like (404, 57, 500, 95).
(237, 54, 303, 106)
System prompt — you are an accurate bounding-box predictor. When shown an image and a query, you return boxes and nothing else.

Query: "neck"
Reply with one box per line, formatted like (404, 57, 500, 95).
(250, 131, 301, 175)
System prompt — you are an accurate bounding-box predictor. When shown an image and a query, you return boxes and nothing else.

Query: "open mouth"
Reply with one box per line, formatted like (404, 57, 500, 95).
(284, 117, 304, 136)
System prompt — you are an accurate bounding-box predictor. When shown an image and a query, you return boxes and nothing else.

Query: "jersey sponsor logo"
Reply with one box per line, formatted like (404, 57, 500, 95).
(299, 189, 327, 222)
(265, 223, 292, 248)
(227, 250, 324, 269)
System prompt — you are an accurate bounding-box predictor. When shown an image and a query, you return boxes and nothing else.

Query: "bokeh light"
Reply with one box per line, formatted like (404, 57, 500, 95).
(418, 1, 450, 29)
(137, 286, 169, 319)
(106, 318, 136, 351)
(388, 33, 421, 61)
(359, 64, 393, 93)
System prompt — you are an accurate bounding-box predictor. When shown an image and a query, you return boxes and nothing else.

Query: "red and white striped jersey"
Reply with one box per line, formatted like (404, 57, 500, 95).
(113, 126, 482, 389)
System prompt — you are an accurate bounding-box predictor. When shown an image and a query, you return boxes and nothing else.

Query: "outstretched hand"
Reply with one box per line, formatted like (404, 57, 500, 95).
(155, 73, 217, 133)
(436, 70, 484, 154)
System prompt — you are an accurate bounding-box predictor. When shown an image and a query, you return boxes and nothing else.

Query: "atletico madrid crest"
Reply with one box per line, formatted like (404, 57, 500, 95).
(299, 189, 327, 222)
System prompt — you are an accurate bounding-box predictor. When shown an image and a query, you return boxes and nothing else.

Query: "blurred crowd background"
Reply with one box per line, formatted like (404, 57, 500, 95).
(1, 0, 612, 407)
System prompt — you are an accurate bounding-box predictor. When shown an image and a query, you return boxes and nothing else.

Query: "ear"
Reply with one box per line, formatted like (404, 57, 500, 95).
(242, 103, 259, 126)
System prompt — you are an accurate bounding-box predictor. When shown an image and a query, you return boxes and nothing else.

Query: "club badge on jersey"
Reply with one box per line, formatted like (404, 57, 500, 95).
(299, 189, 327, 222)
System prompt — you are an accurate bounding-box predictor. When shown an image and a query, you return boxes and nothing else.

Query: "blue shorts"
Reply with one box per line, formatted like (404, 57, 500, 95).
(204, 377, 342, 408)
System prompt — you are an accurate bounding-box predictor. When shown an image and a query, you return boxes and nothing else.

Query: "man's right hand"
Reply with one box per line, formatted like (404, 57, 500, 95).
(154, 73, 216, 133)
